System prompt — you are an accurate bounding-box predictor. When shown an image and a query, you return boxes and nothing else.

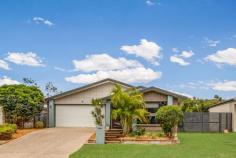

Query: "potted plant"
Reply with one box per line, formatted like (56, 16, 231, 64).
(91, 99, 105, 144)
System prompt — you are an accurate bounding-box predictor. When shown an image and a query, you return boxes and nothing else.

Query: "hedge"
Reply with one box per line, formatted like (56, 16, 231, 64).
(0, 124, 17, 140)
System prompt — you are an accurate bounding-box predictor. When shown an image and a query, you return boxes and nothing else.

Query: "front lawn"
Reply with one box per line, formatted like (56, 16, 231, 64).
(70, 133, 236, 158)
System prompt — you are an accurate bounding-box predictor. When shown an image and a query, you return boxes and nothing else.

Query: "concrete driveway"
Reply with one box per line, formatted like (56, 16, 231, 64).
(0, 128, 94, 158)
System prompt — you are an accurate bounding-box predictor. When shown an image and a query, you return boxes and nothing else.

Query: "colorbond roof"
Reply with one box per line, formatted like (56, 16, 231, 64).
(46, 78, 133, 100)
(46, 78, 189, 101)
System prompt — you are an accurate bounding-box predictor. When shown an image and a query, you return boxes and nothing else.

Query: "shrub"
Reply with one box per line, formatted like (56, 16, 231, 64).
(0, 124, 17, 140)
(156, 105, 183, 137)
(129, 128, 145, 136)
(35, 121, 44, 128)
(91, 99, 104, 126)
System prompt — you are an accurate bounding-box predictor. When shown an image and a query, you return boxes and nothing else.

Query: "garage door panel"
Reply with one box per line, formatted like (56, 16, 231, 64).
(56, 105, 95, 127)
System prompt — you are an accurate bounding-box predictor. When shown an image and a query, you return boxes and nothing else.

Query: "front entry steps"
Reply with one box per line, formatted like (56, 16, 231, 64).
(105, 129, 123, 144)
(87, 129, 123, 144)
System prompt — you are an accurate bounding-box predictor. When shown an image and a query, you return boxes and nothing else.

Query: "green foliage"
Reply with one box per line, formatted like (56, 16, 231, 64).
(180, 97, 221, 112)
(111, 85, 148, 135)
(145, 131, 165, 138)
(23, 77, 38, 87)
(0, 124, 17, 134)
(156, 106, 183, 137)
(35, 121, 44, 128)
(129, 128, 145, 136)
(0, 84, 44, 128)
(91, 99, 104, 126)
(5, 123, 17, 133)
(0, 124, 17, 140)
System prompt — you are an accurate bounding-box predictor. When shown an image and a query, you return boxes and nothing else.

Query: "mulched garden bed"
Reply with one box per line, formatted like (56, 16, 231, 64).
(0, 129, 41, 145)
(88, 132, 179, 145)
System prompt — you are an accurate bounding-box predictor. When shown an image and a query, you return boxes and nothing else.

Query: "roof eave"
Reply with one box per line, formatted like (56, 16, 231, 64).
(208, 98, 236, 109)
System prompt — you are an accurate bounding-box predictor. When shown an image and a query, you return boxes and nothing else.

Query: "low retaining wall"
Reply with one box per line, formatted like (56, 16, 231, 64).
(120, 137, 179, 145)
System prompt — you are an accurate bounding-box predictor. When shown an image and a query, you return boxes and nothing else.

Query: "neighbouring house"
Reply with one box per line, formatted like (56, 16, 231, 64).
(47, 78, 187, 128)
(209, 97, 236, 132)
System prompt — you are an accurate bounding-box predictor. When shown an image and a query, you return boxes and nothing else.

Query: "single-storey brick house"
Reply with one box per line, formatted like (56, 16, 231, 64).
(47, 78, 187, 128)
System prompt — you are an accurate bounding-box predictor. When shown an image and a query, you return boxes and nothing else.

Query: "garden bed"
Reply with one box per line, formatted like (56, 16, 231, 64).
(88, 131, 179, 145)
(0, 128, 41, 145)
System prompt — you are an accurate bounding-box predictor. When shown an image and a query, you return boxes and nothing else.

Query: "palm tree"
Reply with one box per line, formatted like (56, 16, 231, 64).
(111, 84, 148, 135)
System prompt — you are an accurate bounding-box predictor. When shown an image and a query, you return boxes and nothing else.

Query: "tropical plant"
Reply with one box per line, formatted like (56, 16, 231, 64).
(111, 84, 148, 135)
(156, 105, 183, 137)
(0, 84, 44, 128)
(91, 99, 104, 126)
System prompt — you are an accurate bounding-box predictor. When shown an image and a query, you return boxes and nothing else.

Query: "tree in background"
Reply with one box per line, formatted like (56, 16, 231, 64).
(0, 84, 44, 128)
(180, 96, 222, 112)
(45, 82, 61, 97)
(111, 85, 148, 135)
(23, 77, 38, 87)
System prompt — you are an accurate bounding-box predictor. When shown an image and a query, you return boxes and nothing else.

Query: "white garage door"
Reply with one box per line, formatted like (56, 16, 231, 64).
(56, 105, 95, 127)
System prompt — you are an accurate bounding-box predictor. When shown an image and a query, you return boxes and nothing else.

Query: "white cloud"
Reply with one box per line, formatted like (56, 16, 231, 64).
(170, 56, 190, 66)
(179, 50, 194, 58)
(0, 76, 20, 86)
(205, 48, 236, 66)
(170, 50, 194, 66)
(65, 67, 161, 84)
(73, 53, 143, 72)
(5, 52, 44, 67)
(208, 80, 236, 91)
(146, 0, 155, 6)
(0, 60, 10, 70)
(203, 37, 220, 47)
(176, 80, 236, 92)
(32, 17, 54, 26)
(121, 39, 162, 65)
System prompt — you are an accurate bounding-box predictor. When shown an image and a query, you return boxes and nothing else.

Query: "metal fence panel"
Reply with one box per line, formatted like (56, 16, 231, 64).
(179, 112, 232, 132)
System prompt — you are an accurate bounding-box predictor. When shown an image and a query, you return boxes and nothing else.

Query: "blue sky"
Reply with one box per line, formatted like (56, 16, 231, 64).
(0, 0, 236, 99)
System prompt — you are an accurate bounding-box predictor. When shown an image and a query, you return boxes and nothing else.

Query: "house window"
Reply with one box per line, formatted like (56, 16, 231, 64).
(147, 108, 158, 113)
(145, 101, 167, 124)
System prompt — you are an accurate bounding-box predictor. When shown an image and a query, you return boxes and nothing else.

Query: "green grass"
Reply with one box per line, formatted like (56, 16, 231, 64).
(70, 133, 236, 158)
